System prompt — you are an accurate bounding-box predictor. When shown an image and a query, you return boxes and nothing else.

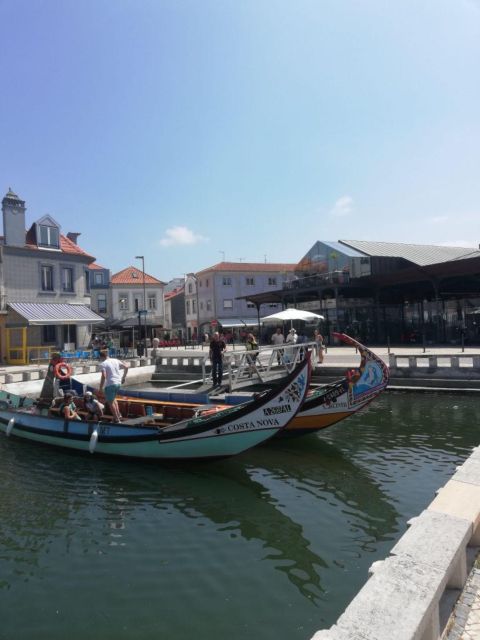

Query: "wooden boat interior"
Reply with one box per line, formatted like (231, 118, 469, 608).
(46, 394, 230, 428)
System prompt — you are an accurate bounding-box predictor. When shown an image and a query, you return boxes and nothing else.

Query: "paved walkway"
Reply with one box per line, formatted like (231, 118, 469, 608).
(444, 558, 480, 640)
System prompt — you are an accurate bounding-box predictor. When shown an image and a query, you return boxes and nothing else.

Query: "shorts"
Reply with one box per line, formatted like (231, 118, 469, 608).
(104, 384, 121, 403)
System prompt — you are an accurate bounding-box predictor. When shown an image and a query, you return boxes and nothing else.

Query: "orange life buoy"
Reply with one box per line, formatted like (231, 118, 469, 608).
(54, 361, 73, 380)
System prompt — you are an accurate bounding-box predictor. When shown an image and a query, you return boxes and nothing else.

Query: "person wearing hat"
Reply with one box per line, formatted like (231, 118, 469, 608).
(286, 328, 297, 343)
(84, 391, 105, 421)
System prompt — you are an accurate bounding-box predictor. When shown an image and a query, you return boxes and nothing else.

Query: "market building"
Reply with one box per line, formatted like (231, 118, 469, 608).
(240, 240, 480, 346)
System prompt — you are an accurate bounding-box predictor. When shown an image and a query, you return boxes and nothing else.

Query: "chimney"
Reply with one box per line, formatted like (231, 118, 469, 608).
(67, 232, 81, 245)
(2, 188, 26, 246)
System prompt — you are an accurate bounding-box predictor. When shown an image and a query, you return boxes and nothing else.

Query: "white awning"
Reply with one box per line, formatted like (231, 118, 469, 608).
(8, 302, 105, 326)
(216, 317, 257, 328)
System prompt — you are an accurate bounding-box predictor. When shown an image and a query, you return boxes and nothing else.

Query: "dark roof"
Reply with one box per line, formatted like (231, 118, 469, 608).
(339, 240, 480, 266)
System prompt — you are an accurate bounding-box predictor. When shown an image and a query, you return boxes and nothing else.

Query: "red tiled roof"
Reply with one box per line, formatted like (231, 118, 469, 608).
(88, 262, 106, 270)
(164, 286, 185, 300)
(196, 261, 297, 276)
(23, 225, 94, 259)
(111, 266, 165, 286)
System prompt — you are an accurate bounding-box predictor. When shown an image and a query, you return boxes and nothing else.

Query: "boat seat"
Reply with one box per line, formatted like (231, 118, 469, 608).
(127, 403, 146, 418)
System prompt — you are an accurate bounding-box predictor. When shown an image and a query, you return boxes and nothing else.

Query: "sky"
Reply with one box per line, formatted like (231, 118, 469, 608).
(0, 0, 479, 282)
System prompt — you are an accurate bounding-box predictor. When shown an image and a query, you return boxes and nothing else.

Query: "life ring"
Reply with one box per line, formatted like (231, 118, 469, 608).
(54, 362, 73, 380)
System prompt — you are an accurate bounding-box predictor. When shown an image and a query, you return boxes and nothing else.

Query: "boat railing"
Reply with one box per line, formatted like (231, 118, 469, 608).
(223, 342, 319, 390)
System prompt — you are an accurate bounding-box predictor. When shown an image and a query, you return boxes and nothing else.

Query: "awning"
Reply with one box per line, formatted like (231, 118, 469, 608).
(8, 302, 105, 326)
(216, 318, 257, 328)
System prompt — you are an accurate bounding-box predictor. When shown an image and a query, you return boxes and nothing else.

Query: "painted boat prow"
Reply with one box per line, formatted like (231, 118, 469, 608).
(282, 333, 389, 437)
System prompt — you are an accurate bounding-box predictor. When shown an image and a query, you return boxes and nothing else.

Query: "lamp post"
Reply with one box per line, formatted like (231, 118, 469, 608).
(135, 255, 147, 357)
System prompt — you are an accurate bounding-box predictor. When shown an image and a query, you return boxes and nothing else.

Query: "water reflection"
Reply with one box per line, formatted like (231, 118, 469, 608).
(0, 431, 399, 603)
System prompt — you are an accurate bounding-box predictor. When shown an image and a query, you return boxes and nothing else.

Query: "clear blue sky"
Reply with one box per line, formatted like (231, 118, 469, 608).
(1, 0, 479, 281)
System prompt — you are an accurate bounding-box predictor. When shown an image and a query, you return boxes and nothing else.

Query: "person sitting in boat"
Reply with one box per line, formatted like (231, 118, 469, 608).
(84, 391, 104, 421)
(60, 393, 82, 421)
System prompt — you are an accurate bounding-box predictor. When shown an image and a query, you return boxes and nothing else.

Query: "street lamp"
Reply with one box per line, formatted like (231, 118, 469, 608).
(135, 255, 147, 356)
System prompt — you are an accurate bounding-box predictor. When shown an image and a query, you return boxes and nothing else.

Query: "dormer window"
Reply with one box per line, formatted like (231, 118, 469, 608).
(39, 224, 59, 248)
(132, 272, 138, 279)
(34, 216, 61, 250)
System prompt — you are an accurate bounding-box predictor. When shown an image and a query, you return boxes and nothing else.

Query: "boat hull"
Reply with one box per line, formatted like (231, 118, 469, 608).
(0, 357, 311, 460)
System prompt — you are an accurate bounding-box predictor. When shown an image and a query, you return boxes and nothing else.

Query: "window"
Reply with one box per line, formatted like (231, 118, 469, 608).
(188, 283, 193, 293)
(97, 294, 107, 313)
(42, 325, 56, 343)
(205, 279, 209, 287)
(38, 225, 59, 249)
(61, 267, 74, 292)
(148, 294, 156, 310)
(207, 300, 212, 311)
(84, 270, 90, 293)
(223, 299, 233, 309)
(192, 300, 196, 313)
(247, 302, 255, 308)
(246, 277, 255, 286)
(186, 300, 191, 314)
(199, 280, 202, 287)
(41, 265, 54, 291)
(94, 272, 104, 285)
(119, 294, 129, 310)
(200, 301, 204, 310)
(268, 277, 277, 286)
(222, 277, 232, 286)
(134, 297, 141, 312)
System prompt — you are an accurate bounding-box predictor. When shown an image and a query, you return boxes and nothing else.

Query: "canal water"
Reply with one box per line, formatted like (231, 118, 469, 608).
(0, 392, 478, 640)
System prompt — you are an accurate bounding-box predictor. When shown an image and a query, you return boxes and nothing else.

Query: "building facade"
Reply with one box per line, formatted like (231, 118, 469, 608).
(88, 263, 111, 318)
(0, 189, 103, 363)
(108, 265, 165, 344)
(184, 273, 198, 341)
(194, 262, 296, 338)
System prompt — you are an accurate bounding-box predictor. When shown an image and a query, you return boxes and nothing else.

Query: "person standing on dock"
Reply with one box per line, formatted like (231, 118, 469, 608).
(98, 350, 129, 422)
(271, 327, 285, 364)
(209, 332, 226, 388)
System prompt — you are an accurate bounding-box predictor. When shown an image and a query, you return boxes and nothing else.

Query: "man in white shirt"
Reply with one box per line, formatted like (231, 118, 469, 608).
(98, 350, 129, 422)
(271, 327, 285, 364)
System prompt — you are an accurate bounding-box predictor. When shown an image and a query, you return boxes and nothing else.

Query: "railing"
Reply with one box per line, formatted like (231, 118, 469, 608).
(152, 342, 320, 390)
(389, 353, 480, 378)
(284, 271, 350, 290)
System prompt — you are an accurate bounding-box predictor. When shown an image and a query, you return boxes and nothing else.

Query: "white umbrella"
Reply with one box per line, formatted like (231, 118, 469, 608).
(261, 308, 325, 325)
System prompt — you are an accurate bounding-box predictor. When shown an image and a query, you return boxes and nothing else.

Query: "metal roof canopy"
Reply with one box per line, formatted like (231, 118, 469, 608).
(8, 302, 104, 325)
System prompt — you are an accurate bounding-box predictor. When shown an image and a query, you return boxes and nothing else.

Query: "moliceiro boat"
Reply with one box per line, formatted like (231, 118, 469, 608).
(282, 332, 389, 437)
(0, 357, 310, 461)
(116, 333, 389, 438)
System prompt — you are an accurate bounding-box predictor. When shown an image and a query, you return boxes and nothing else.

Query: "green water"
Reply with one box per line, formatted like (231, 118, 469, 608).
(0, 392, 478, 640)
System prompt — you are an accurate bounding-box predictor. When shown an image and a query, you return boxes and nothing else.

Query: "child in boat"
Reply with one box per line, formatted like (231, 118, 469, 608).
(60, 393, 82, 421)
(84, 391, 104, 421)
